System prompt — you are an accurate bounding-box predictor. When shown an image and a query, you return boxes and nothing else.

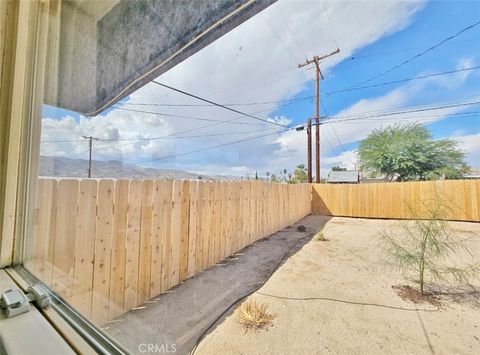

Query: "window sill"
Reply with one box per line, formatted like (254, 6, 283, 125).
(0, 269, 76, 354)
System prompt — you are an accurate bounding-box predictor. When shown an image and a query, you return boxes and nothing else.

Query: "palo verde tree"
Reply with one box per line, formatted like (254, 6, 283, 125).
(381, 194, 480, 295)
(358, 123, 469, 181)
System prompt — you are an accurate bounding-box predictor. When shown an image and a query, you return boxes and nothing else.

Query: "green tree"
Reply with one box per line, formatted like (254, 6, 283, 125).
(332, 166, 346, 171)
(358, 123, 468, 181)
(289, 164, 308, 183)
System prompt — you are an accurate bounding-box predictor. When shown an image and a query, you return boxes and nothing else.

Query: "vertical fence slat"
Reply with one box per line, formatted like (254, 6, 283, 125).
(138, 180, 153, 304)
(170, 180, 182, 287)
(27, 178, 57, 287)
(161, 180, 173, 292)
(109, 179, 128, 320)
(124, 180, 142, 311)
(187, 181, 198, 278)
(92, 179, 114, 325)
(53, 179, 79, 302)
(72, 180, 97, 319)
(179, 180, 190, 281)
(150, 180, 165, 296)
(194, 181, 204, 274)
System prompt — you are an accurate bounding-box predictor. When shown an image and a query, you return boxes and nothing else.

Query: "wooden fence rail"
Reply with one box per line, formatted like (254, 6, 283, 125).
(25, 179, 311, 324)
(312, 180, 480, 222)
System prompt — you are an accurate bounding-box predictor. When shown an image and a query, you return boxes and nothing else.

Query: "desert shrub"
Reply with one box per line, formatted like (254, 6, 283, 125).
(381, 193, 479, 295)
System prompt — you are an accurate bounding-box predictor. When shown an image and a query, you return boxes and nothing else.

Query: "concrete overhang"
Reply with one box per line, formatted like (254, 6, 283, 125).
(44, 0, 277, 116)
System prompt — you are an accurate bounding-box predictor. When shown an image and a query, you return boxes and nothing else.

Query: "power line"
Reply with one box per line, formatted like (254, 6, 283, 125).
(260, 13, 301, 64)
(320, 128, 337, 158)
(320, 94, 480, 120)
(275, 4, 308, 59)
(151, 81, 289, 128)
(321, 102, 355, 166)
(41, 139, 86, 143)
(115, 107, 270, 125)
(88, 98, 307, 151)
(137, 127, 293, 165)
(320, 37, 480, 63)
(331, 110, 480, 125)
(343, 19, 480, 90)
(95, 127, 281, 142)
(295, 99, 480, 129)
(322, 100, 480, 124)
(326, 65, 480, 95)
(206, 64, 299, 99)
(92, 108, 288, 150)
(322, 0, 340, 50)
(117, 95, 312, 108)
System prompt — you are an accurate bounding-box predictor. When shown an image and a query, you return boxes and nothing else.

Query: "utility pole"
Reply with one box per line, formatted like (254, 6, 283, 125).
(299, 48, 340, 183)
(307, 118, 312, 183)
(82, 135, 98, 178)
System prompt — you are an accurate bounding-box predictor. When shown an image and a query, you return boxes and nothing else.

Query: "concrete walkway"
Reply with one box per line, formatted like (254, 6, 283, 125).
(104, 215, 328, 355)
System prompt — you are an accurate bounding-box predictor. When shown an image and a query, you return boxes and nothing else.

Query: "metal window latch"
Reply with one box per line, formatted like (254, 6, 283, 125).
(1, 284, 50, 318)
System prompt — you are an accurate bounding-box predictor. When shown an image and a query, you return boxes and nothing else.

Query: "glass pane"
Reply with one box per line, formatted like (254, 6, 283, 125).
(23, 1, 311, 353)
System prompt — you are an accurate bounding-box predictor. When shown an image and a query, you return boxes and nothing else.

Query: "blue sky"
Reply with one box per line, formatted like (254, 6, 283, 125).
(277, 0, 480, 153)
(41, 0, 480, 177)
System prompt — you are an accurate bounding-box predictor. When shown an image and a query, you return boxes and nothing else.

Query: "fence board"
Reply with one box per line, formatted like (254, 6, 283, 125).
(124, 180, 142, 311)
(52, 179, 78, 302)
(26, 178, 57, 287)
(72, 180, 96, 318)
(92, 179, 114, 324)
(150, 180, 164, 297)
(187, 181, 198, 278)
(160, 180, 173, 292)
(312, 180, 480, 222)
(179, 180, 190, 281)
(109, 179, 129, 320)
(32, 178, 311, 324)
(138, 180, 153, 304)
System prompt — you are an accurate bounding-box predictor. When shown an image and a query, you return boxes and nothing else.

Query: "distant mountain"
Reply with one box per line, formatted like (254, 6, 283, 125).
(39, 156, 240, 180)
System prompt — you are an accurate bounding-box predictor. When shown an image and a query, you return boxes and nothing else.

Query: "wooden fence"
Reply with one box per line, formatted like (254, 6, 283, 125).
(25, 178, 311, 324)
(312, 179, 480, 222)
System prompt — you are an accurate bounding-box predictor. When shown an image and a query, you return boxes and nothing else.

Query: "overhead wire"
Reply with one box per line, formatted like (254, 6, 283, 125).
(260, 13, 302, 65)
(137, 127, 293, 165)
(114, 107, 265, 126)
(322, 0, 340, 50)
(326, 65, 480, 95)
(321, 99, 480, 124)
(321, 36, 480, 63)
(275, 3, 309, 59)
(330, 110, 480, 125)
(321, 102, 355, 166)
(151, 81, 289, 128)
(342, 19, 480, 90)
(117, 95, 312, 108)
(95, 127, 281, 143)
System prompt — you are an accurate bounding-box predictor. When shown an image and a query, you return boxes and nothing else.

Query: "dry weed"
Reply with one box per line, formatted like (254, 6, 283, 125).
(237, 300, 276, 331)
(315, 232, 327, 241)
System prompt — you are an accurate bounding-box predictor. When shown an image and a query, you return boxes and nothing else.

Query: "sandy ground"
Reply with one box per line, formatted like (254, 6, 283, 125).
(196, 216, 480, 355)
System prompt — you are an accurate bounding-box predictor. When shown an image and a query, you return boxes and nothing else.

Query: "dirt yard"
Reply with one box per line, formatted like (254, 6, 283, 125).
(196, 216, 480, 355)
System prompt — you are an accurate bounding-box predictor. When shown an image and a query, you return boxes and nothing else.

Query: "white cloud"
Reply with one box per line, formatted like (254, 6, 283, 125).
(453, 133, 480, 168)
(41, 0, 428, 177)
